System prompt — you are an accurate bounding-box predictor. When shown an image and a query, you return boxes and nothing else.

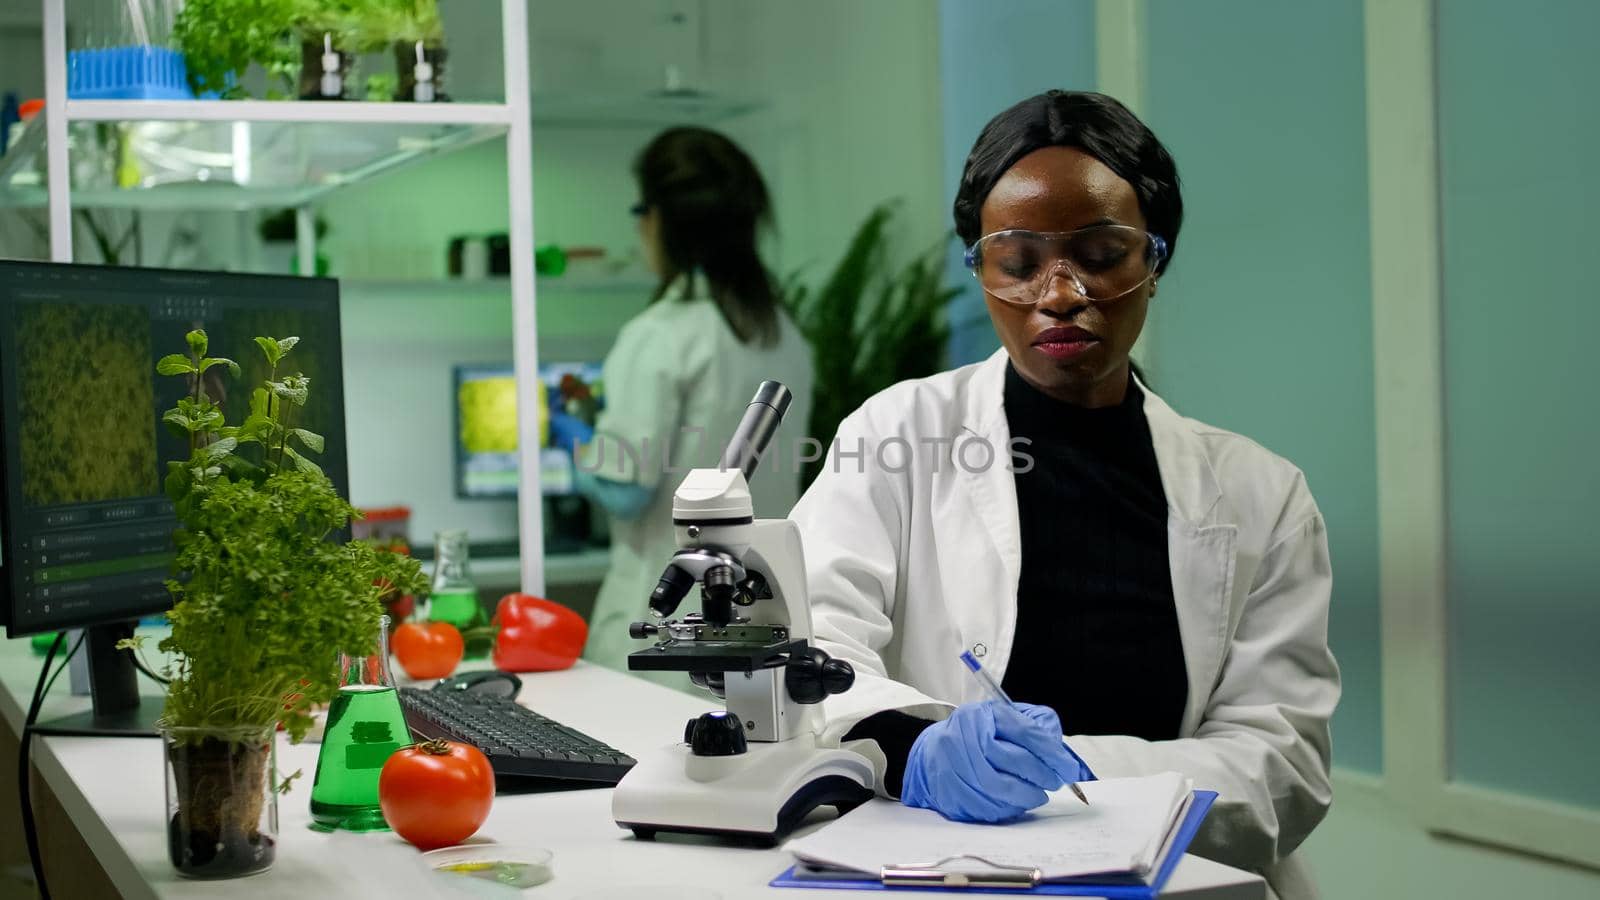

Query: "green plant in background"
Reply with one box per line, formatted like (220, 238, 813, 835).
(366, 0, 444, 45)
(293, 0, 436, 52)
(141, 330, 427, 742)
(364, 72, 397, 102)
(171, 0, 298, 98)
(292, 0, 383, 53)
(783, 203, 960, 488)
(171, 0, 440, 99)
(257, 208, 329, 243)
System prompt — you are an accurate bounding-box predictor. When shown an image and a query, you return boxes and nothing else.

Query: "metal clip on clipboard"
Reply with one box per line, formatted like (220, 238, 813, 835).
(879, 855, 1043, 889)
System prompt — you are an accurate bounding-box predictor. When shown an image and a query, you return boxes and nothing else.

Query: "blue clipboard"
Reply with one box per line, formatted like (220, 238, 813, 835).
(770, 790, 1217, 897)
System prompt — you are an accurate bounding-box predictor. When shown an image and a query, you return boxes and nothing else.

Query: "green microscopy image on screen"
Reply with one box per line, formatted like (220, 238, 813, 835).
(459, 375, 519, 454)
(17, 302, 159, 506)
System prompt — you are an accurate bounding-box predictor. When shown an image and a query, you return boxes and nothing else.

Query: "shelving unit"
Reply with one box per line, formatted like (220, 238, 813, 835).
(0, 116, 505, 210)
(346, 274, 657, 296)
(63, 98, 517, 124)
(22, 0, 551, 594)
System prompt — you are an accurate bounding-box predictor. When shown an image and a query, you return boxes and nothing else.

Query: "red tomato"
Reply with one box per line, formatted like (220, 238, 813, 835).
(384, 594, 416, 624)
(378, 740, 494, 850)
(391, 621, 464, 680)
(492, 594, 587, 672)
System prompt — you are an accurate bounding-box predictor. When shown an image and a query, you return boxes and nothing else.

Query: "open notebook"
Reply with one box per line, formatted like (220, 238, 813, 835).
(782, 772, 1197, 887)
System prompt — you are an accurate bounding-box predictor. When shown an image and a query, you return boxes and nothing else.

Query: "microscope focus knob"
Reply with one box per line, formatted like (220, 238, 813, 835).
(821, 658, 855, 696)
(785, 647, 856, 704)
(685, 710, 748, 756)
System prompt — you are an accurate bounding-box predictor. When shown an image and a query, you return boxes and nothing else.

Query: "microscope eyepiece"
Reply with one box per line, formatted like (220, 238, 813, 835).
(718, 381, 792, 482)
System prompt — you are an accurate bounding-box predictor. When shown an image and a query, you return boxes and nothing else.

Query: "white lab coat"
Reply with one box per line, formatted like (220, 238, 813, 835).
(582, 278, 814, 685)
(790, 349, 1338, 900)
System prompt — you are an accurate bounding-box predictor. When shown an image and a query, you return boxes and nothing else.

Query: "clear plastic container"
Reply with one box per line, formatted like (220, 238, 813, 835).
(422, 845, 554, 890)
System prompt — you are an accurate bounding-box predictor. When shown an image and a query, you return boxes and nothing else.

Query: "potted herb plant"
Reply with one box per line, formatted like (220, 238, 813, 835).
(291, 0, 371, 100)
(171, 0, 299, 99)
(372, 0, 447, 102)
(140, 330, 426, 878)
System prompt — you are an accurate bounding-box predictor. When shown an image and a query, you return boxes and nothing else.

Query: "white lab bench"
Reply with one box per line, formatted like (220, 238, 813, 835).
(0, 635, 1265, 899)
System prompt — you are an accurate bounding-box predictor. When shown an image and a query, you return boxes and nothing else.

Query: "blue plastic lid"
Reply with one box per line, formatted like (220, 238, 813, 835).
(68, 46, 195, 101)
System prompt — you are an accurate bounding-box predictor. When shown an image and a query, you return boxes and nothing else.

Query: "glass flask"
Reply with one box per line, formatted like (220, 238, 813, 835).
(308, 615, 411, 832)
(429, 529, 492, 658)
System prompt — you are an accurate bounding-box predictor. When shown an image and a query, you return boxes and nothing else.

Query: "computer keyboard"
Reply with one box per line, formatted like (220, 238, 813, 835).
(399, 687, 636, 785)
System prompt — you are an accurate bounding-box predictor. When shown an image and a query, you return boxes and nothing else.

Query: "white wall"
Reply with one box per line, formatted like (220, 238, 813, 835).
(703, 0, 946, 278)
(1303, 775, 1600, 899)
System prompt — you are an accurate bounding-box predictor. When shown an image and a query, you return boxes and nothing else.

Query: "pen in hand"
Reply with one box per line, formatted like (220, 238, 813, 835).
(959, 651, 1089, 805)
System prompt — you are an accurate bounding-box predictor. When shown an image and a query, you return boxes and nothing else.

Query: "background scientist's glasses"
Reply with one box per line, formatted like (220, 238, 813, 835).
(965, 225, 1168, 306)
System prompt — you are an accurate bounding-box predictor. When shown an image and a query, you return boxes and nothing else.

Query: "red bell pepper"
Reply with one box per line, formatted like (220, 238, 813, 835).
(491, 593, 587, 672)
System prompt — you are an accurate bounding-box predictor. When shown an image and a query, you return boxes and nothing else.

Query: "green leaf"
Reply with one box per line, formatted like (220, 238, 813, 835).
(290, 428, 324, 453)
(199, 357, 242, 378)
(194, 408, 225, 433)
(157, 354, 196, 376)
(185, 330, 208, 358)
(249, 387, 269, 420)
(203, 437, 239, 461)
(277, 336, 300, 355)
(241, 413, 274, 439)
(276, 768, 303, 796)
(218, 453, 264, 480)
(162, 409, 196, 433)
(254, 336, 281, 367)
(269, 377, 309, 406)
(284, 446, 323, 476)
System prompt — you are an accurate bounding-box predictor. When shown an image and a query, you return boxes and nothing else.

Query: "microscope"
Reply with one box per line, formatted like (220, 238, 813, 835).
(611, 382, 875, 845)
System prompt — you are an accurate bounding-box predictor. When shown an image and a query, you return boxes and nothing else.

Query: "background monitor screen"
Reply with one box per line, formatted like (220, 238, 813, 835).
(0, 261, 347, 636)
(454, 361, 603, 499)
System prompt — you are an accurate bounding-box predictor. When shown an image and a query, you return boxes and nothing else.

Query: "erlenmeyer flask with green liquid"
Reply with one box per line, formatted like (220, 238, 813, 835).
(428, 529, 492, 658)
(309, 615, 411, 832)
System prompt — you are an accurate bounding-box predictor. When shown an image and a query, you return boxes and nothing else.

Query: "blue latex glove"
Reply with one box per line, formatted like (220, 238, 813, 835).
(548, 410, 595, 452)
(901, 702, 1090, 823)
(574, 468, 654, 520)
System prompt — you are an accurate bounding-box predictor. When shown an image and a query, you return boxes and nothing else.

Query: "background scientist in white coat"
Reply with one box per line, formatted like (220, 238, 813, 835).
(579, 127, 814, 684)
(789, 91, 1339, 899)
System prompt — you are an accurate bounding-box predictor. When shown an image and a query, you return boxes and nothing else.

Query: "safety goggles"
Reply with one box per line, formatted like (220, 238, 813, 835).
(963, 225, 1168, 306)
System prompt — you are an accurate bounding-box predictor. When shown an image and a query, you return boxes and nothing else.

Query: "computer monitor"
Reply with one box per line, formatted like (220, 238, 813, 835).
(0, 260, 348, 733)
(454, 360, 603, 500)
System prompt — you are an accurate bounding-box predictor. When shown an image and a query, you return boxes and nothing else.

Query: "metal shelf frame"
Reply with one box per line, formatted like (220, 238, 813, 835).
(64, 99, 516, 125)
(35, 0, 549, 594)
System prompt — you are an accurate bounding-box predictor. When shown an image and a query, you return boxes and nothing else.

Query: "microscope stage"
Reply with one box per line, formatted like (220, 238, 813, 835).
(626, 638, 804, 673)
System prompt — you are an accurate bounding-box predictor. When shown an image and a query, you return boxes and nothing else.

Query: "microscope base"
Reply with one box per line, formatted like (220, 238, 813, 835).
(612, 733, 875, 846)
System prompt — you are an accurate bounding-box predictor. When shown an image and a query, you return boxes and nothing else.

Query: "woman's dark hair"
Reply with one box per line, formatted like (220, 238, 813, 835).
(635, 127, 779, 346)
(953, 91, 1183, 276)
